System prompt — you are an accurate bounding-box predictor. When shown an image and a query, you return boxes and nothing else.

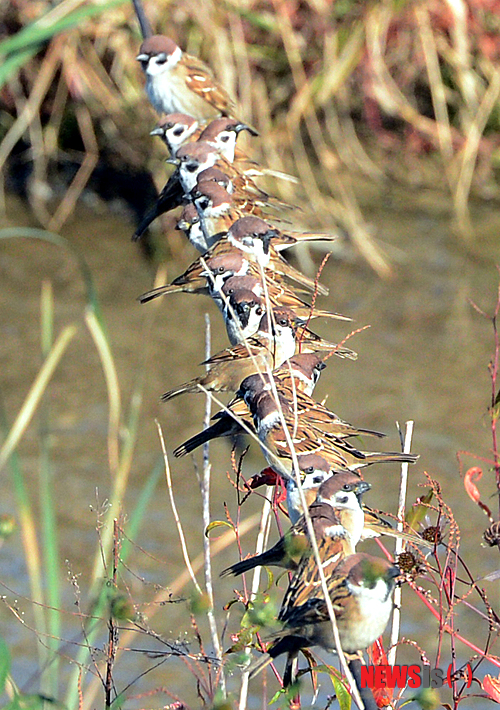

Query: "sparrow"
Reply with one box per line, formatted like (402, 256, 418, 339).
(140, 219, 332, 309)
(248, 553, 400, 684)
(175, 203, 211, 252)
(133, 141, 224, 240)
(149, 112, 201, 157)
(222, 284, 266, 345)
(172, 353, 328, 458)
(195, 165, 234, 192)
(161, 309, 296, 401)
(138, 253, 353, 353)
(136, 35, 236, 119)
(221, 273, 351, 324)
(220, 472, 370, 576)
(194, 184, 335, 253)
(240, 375, 419, 480)
(138, 249, 248, 304)
(197, 117, 259, 162)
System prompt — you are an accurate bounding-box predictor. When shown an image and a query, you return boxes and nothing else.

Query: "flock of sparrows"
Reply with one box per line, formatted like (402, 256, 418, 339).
(135, 33, 426, 689)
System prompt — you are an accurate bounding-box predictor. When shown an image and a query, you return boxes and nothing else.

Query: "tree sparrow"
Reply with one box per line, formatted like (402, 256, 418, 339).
(248, 553, 400, 682)
(172, 353, 328, 458)
(136, 35, 236, 119)
(221, 472, 369, 576)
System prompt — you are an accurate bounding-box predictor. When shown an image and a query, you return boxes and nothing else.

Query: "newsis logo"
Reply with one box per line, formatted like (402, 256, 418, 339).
(360, 663, 472, 690)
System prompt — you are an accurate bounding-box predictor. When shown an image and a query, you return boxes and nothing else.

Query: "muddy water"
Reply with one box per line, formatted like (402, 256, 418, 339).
(1, 190, 499, 707)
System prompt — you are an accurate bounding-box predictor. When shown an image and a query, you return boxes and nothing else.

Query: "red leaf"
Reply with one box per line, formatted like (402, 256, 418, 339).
(464, 467, 483, 503)
(483, 674, 500, 702)
(248, 467, 278, 488)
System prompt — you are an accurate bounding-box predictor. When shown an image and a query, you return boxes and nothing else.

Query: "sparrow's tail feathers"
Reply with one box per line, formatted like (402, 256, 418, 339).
(281, 264, 329, 296)
(355, 426, 387, 439)
(138, 284, 184, 303)
(247, 652, 275, 680)
(161, 379, 201, 402)
(247, 637, 302, 680)
(173, 419, 234, 457)
(220, 556, 262, 577)
(363, 525, 433, 548)
(275, 232, 338, 251)
(313, 309, 352, 322)
(133, 205, 160, 241)
(365, 451, 419, 465)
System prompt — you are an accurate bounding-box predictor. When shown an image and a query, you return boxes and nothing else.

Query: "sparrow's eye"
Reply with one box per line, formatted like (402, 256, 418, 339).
(304, 466, 314, 474)
(255, 307, 263, 316)
(342, 484, 354, 492)
(217, 266, 226, 274)
(278, 318, 288, 326)
(173, 127, 184, 136)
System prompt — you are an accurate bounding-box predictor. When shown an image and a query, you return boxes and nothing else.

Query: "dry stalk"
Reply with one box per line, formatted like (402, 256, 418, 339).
(200, 313, 226, 695)
(387, 420, 414, 667)
(156, 420, 201, 595)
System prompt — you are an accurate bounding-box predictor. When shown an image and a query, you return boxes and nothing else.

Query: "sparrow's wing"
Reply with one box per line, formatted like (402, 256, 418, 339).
(282, 390, 386, 439)
(183, 55, 236, 117)
(200, 338, 265, 366)
(279, 534, 349, 621)
(362, 506, 433, 548)
(269, 247, 329, 296)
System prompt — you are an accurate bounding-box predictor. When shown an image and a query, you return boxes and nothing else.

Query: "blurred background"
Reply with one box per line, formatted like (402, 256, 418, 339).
(1, 0, 500, 707)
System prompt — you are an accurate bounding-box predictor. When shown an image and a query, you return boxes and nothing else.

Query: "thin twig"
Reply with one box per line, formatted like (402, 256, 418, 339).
(200, 314, 226, 695)
(156, 420, 201, 595)
(388, 420, 414, 667)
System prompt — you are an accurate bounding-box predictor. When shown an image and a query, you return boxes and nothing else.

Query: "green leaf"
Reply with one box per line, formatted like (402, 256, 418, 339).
(4, 693, 61, 710)
(406, 490, 433, 529)
(0, 0, 128, 57)
(0, 636, 10, 695)
(331, 673, 352, 710)
(205, 520, 234, 537)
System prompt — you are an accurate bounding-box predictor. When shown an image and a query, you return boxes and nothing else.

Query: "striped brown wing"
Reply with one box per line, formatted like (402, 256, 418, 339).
(184, 56, 236, 117)
(278, 535, 349, 622)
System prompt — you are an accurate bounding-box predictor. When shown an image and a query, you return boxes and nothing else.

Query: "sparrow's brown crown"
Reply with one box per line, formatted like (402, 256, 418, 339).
(138, 35, 179, 60)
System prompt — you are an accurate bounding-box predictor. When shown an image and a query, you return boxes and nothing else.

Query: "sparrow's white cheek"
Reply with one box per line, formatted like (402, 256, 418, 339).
(258, 410, 280, 432)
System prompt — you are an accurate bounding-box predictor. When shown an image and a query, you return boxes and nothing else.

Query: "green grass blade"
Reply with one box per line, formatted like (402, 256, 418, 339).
(0, 324, 78, 472)
(0, 0, 128, 57)
(38, 281, 61, 697)
(0, 48, 36, 87)
(0, 228, 102, 321)
(121, 457, 164, 564)
(0, 635, 11, 695)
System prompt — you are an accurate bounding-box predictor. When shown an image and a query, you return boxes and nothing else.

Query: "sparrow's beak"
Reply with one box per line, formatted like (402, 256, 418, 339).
(355, 481, 371, 497)
(165, 157, 179, 165)
(235, 303, 250, 327)
(261, 228, 279, 252)
(234, 122, 259, 137)
(150, 126, 164, 136)
(136, 53, 149, 62)
(317, 362, 327, 371)
(176, 220, 189, 231)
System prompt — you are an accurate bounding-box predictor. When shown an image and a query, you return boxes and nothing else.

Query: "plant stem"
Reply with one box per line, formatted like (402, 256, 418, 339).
(388, 420, 414, 667)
